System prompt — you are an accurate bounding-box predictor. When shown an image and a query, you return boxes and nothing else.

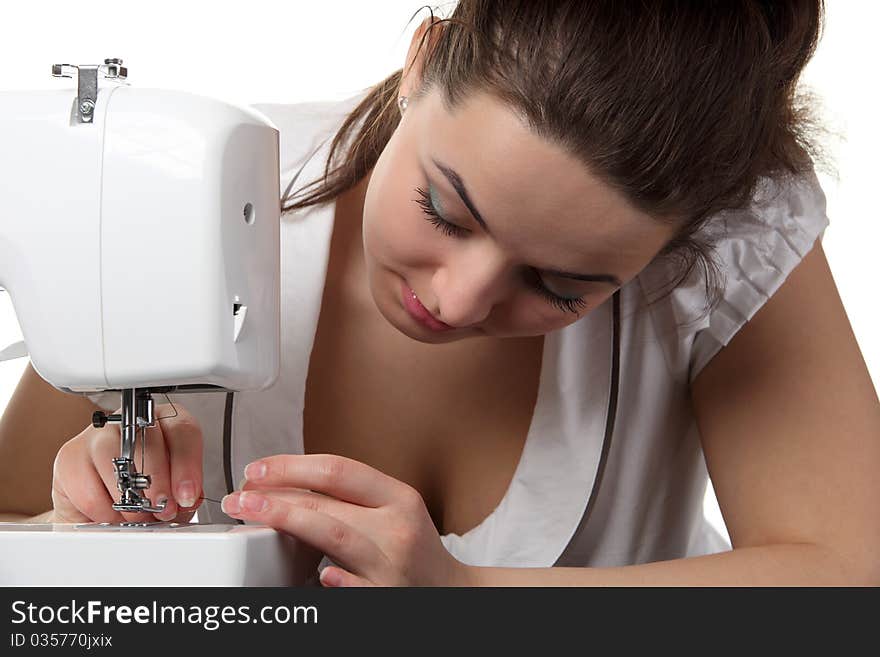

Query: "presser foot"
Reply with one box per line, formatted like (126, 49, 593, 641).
(111, 502, 168, 514)
(112, 488, 167, 514)
(112, 455, 167, 514)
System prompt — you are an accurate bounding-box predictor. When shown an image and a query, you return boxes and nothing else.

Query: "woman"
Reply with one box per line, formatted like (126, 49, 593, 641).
(1, 1, 877, 585)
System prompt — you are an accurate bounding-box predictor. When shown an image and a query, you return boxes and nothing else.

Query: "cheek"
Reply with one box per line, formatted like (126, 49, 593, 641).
(511, 284, 618, 337)
(488, 295, 582, 338)
(363, 156, 438, 271)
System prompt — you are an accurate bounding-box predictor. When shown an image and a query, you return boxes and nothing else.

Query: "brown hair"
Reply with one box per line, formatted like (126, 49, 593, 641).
(283, 1, 825, 310)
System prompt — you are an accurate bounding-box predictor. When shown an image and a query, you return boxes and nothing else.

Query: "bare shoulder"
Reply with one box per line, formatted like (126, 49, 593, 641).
(691, 241, 880, 582)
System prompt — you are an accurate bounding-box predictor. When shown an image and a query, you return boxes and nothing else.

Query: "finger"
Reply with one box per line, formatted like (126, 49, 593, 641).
(138, 420, 178, 521)
(222, 491, 390, 580)
(243, 454, 407, 507)
(52, 442, 125, 524)
(240, 482, 316, 496)
(239, 484, 369, 530)
(319, 566, 374, 588)
(155, 403, 204, 512)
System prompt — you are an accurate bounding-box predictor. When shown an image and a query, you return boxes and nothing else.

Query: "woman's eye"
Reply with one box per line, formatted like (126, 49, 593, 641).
(414, 185, 468, 237)
(413, 185, 587, 315)
(528, 274, 589, 315)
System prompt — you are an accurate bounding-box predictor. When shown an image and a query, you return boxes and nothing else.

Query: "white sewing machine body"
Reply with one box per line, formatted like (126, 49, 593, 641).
(0, 61, 301, 586)
(0, 523, 316, 586)
(0, 77, 280, 392)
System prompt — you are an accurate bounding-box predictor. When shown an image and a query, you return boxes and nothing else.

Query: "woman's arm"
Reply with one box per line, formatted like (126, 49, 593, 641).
(466, 240, 880, 586)
(0, 362, 104, 518)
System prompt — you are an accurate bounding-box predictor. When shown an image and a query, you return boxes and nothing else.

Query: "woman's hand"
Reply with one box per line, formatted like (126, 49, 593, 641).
(221, 454, 473, 587)
(50, 402, 204, 524)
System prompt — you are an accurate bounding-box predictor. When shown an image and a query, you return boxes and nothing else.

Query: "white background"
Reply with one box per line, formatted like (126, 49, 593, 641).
(1, 2, 877, 545)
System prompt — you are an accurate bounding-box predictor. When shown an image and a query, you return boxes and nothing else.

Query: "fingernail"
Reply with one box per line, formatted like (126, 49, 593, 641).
(240, 491, 268, 513)
(177, 481, 196, 508)
(244, 461, 267, 480)
(320, 567, 341, 587)
(221, 493, 240, 515)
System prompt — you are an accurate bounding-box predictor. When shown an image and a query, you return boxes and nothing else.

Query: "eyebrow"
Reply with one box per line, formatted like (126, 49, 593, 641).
(431, 158, 623, 287)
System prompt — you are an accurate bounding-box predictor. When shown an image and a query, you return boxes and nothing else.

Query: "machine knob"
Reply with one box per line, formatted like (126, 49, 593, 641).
(92, 411, 122, 428)
(102, 58, 127, 79)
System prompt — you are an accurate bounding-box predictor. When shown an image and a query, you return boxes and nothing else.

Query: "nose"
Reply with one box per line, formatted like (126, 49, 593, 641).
(430, 247, 513, 328)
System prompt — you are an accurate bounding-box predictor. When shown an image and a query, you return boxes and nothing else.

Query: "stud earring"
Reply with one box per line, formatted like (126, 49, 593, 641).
(397, 95, 408, 115)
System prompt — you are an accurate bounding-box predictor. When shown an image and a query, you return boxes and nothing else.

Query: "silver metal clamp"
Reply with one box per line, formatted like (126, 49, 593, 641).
(51, 58, 129, 124)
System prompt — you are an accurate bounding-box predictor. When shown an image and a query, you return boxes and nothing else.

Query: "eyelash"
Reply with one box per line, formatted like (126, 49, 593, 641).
(413, 186, 589, 315)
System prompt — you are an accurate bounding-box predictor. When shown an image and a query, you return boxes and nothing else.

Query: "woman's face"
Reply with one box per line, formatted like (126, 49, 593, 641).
(362, 87, 678, 343)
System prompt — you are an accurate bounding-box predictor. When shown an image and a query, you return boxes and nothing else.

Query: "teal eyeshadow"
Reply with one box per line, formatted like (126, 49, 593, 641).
(429, 184, 446, 216)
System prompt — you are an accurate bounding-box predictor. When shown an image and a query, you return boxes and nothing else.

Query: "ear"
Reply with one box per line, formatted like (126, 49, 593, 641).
(399, 15, 443, 99)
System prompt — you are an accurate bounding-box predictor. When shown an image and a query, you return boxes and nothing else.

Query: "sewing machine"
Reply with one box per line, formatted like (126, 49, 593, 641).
(0, 59, 312, 585)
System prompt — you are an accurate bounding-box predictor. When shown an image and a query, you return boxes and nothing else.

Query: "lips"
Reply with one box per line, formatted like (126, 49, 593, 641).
(400, 280, 454, 331)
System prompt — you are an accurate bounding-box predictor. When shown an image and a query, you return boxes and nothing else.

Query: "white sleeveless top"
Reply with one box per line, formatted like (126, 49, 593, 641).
(88, 90, 830, 569)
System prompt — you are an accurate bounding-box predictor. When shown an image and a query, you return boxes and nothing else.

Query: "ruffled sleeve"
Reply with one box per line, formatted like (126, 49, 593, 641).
(638, 170, 830, 384)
